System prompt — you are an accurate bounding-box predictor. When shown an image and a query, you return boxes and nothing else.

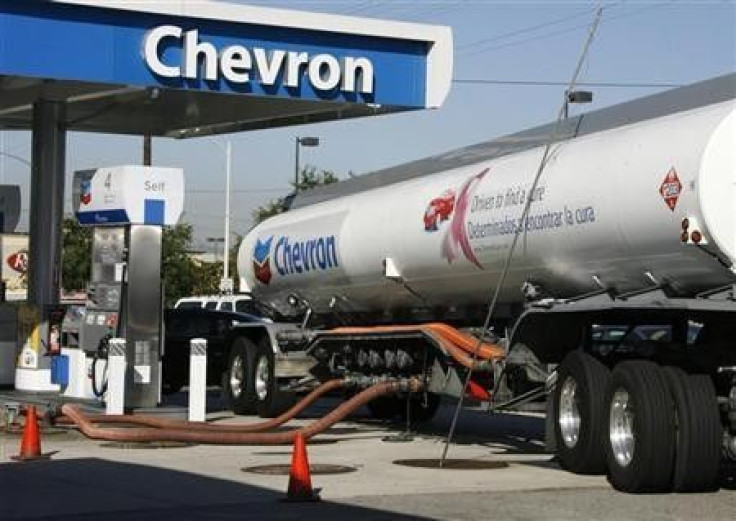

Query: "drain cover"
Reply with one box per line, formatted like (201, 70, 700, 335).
(393, 459, 509, 470)
(100, 441, 196, 449)
(242, 464, 357, 475)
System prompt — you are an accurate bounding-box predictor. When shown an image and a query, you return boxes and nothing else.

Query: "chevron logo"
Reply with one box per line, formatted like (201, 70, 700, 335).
(252, 236, 274, 284)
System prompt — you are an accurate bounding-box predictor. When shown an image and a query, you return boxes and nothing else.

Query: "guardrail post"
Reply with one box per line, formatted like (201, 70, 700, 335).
(189, 338, 207, 422)
(106, 338, 126, 415)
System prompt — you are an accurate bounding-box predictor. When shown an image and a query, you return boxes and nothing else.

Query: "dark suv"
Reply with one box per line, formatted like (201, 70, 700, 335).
(162, 308, 264, 394)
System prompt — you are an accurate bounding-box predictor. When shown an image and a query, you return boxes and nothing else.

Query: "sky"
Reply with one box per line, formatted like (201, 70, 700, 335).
(0, 0, 734, 253)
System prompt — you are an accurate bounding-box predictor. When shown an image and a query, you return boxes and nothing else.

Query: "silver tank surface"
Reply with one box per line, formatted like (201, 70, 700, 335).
(239, 94, 736, 317)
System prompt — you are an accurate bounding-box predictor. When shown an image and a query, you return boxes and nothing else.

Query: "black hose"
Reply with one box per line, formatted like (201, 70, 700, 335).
(91, 335, 110, 398)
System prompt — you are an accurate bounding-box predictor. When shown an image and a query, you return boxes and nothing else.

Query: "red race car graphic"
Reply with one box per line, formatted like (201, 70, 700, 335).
(423, 189, 456, 231)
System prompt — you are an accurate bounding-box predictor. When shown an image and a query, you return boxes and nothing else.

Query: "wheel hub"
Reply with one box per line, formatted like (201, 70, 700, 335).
(230, 355, 244, 397)
(558, 376, 581, 448)
(255, 355, 270, 400)
(609, 388, 635, 467)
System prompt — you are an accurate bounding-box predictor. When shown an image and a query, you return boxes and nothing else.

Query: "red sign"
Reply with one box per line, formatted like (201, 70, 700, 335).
(6, 251, 28, 274)
(659, 167, 682, 211)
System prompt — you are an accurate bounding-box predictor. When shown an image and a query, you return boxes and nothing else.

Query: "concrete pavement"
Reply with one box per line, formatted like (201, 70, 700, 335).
(1, 395, 734, 520)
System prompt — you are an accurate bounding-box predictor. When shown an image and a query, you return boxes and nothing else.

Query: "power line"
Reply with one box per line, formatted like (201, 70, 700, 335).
(456, 5, 601, 51)
(453, 78, 683, 88)
(458, 1, 674, 59)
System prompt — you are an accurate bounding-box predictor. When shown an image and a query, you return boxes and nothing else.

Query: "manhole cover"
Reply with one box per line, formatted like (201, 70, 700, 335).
(393, 459, 509, 470)
(242, 464, 357, 475)
(100, 441, 196, 449)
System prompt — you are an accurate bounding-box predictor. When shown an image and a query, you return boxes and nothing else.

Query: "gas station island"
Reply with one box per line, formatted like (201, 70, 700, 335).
(2, 0, 736, 501)
(0, 0, 452, 409)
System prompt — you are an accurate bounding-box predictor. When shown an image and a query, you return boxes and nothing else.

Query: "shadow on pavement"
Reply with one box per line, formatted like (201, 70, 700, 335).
(164, 390, 547, 455)
(0, 458, 432, 521)
(402, 403, 548, 455)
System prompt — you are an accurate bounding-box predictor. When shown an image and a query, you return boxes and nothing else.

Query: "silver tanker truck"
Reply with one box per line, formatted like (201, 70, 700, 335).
(221, 74, 736, 493)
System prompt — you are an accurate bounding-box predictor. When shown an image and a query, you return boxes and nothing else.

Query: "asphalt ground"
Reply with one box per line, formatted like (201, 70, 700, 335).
(1, 391, 734, 520)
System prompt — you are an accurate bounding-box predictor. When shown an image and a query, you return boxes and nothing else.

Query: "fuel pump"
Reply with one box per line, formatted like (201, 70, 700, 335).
(59, 166, 183, 409)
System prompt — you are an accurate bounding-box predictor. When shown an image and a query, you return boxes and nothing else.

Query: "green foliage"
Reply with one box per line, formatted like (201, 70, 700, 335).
(252, 199, 287, 225)
(229, 234, 243, 275)
(61, 218, 92, 292)
(297, 166, 339, 190)
(252, 166, 339, 224)
(161, 222, 198, 306)
(190, 260, 222, 296)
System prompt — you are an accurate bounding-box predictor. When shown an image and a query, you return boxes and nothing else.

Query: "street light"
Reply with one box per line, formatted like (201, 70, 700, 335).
(201, 137, 233, 294)
(294, 136, 320, 192)
(564, 90, 593, 118)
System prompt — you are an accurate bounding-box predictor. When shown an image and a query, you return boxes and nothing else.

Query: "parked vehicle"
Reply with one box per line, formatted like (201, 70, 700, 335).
(161, 308, 264, 394)
(174, 293, 284, 321)
(220, 75, 736, 493)
(175, 294, 255, 312)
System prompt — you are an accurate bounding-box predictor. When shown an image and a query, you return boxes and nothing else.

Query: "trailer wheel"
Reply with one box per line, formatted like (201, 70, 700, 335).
(222, 337, 256, 415)
(253, 342, 297, 418)
(662, 367, 721, 492)
(553, 351, 611, 474)
(605, 361, 675, 493)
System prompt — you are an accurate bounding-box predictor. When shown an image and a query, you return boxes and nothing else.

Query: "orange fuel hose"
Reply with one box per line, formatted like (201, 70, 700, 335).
(61, 379, 415, 445)
(431, 339, 494, 371)
(57, 379, 346, 432)
(425, 323, 505, 359)
(325, 322, 504, 369)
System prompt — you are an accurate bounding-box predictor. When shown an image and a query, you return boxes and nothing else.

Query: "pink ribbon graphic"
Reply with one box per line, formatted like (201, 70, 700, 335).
(441, 168, 489, 269)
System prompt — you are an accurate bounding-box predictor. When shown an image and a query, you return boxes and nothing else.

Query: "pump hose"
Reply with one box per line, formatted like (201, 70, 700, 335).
(61, 379, 417, 445)
(57, 379, 346, 432)
(90, 352, 108, 398)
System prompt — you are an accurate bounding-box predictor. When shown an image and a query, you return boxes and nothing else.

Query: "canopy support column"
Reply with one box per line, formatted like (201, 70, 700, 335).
(15, 100, 67, 391)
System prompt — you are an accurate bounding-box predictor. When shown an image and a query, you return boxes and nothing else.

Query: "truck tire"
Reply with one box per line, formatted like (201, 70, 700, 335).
(222, 337, 256, 415)
(662, 367, 721, 492)
(253, 342, 297, 418)
(553, 351, 611, 474)
(605, 361, 675, 493)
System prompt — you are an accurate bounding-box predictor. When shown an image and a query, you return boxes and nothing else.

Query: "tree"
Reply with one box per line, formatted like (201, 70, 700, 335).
(61, 217, 92, 292)
(160, 222, 197, 305)
(252, 166, 339, 224)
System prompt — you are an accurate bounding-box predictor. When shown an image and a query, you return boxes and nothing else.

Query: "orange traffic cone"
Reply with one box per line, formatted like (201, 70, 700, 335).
(285, 433, 320, 502)
(12, 405, 50, 461)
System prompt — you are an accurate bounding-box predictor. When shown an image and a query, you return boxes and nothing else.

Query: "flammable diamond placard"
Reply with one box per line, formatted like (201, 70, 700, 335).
(659, 167, 682, 211)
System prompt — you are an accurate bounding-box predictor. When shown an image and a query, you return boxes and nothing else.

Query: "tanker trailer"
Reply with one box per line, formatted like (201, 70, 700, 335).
(226, 74, 736, 493)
